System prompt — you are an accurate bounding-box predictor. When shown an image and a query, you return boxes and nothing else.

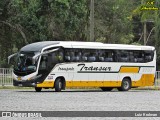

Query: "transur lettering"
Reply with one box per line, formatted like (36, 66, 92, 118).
(78, 64, 111, 72)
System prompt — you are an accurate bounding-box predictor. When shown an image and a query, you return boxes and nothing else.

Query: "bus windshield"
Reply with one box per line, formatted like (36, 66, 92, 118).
(14, 51, 39, 75)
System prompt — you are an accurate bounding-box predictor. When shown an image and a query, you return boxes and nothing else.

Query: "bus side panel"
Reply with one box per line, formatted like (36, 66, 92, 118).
(103, 73, 120, 87)
(38, 62, 155, 88)
(132, 74, 154, 87)
(132, 66, 155, 87)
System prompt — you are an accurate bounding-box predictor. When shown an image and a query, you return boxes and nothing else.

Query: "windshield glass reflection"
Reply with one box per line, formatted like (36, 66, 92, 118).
(14, 51, 39, 73)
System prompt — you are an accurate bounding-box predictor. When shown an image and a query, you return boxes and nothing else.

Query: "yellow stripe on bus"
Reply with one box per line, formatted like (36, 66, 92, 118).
(119, 67, 139, 73)
(37, 81, 54, 88)
(132, 74, 154, 87)
(66, 81, 121, 87)
(36, 74, 154, 88)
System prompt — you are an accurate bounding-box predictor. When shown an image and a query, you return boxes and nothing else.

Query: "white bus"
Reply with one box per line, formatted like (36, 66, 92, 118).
(8, 41, 156, 92)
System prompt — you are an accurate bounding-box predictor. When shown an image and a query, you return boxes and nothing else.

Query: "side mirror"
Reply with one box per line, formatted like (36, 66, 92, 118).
(8, 53, 18, 64)
(32, 48, 59, 64)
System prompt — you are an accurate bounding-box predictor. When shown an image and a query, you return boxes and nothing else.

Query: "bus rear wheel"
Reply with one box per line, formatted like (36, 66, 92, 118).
(118, 78, 131, 91)
(35, 87, 42, 92)
(55, 78, 63, 92)
(101, 87, 113, 91)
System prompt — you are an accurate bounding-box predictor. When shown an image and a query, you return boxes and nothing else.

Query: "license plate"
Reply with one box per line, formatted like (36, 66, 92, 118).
(17, 77, 21, 80)
(18, 84, 22, 86)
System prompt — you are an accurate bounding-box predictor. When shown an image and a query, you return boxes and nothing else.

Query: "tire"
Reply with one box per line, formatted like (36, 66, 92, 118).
(55, 78, 63, 92)
(118, 78, 131, 91)
(101, 87, 113, 91)
(35, 87, 42, 92)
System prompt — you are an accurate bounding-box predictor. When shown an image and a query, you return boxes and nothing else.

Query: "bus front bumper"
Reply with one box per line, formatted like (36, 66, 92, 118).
(13, 79, 37, 87)
(13, 74, 42, 87)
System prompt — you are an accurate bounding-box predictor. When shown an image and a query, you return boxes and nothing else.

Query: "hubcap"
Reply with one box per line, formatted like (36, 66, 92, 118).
(123, 81, 129, 90)
(59, 82, 62, 89)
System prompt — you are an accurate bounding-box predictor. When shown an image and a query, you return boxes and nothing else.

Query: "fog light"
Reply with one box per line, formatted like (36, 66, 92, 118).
(31, 83, 36, 86)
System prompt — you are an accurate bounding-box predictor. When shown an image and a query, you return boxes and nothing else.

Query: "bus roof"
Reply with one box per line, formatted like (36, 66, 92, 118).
(20, 41, 60, 51)
(20, 41, 155, 52)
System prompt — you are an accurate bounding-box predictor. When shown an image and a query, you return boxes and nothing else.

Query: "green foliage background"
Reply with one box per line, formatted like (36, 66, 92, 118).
(0, 0, 159, 69)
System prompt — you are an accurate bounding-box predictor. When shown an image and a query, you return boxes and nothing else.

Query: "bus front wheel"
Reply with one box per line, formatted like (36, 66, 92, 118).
(118, 78, 131, 91)
(55, 78, 63, 92)
(35, 87, 42, 92)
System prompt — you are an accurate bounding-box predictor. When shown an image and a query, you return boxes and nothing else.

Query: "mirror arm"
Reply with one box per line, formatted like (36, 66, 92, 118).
(32, 48, 59, 64)
(8, 53, 18, 64)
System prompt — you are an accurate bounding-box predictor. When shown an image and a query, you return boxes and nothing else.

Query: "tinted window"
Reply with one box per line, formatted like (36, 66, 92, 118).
(64, 48, 154, 63)
(144, 51, 154, 62)
(133, 51, 144, 63)
(65, 49, 82, 62)
(118, 50, 130, 62)
(87, 49, 98, 62)
(97, 50, 115, 62)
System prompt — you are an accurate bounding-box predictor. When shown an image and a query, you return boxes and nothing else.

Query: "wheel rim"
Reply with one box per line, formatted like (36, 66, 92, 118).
(123, 81, 129, 90)
(59, 82, 62, 89)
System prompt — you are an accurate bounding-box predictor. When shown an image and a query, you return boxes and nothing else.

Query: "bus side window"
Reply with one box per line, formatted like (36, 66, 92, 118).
(104, 50, 114, 62)
(88, 50, 97, 62)
(51, 50, 64, 63)
(74, 51, 82, 62)
(39, 56, 47, 70)
(65, 56, 70, 61)
(58, 51, 64, 62)
(134, 51, 144, 63)
(129, 51, 135, 62)
(64, 49, 72, 62)
(82, 49, 88, 62)
(65, 49, 81, 62)
(145, 55, 151, 62)
(144, 51, 153, 62)
(69, 50, 81, 62)
(98, 50, 105, 62)
(70, 51, 75, 62)
(118, 51, 129, 62)
(88, 53, 96, 62)
(88, 54, 96, 62)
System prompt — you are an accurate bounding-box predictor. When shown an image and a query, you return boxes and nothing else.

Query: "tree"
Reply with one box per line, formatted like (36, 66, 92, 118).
(50, 0, 89, 41)
(10, 0, 51, 44)
(94, 0, 134, 44)
(155, 1, 160, 69)
(132, 0, 160, 69)
(0, 0, 13, 67)
(132, 0, 157, 45)
(0, 0, 90, 67)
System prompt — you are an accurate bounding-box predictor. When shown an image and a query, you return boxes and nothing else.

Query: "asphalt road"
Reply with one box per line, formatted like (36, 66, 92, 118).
(0, 89, 160, 119)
